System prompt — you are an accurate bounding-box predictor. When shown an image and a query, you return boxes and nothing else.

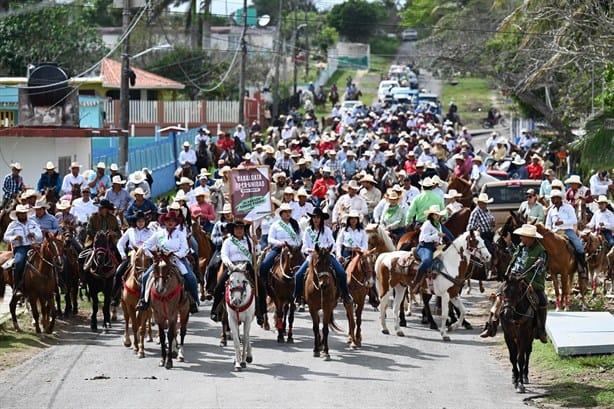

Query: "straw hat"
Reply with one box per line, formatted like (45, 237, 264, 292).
(183, 141, 191, 147)
(21, 189, 40, 200)
(111, 175, 126, 185)
(174, 190, 187, 202)
(346, 180, 361, 191)
(220, 166, 232, 175)
(283, 187, 295, 195)
(33, 199, 49, 209)
(109, 163, 119, 171)
(220, 203, 232, 214)
(265, 145, 275, 154)
(360, 174, 376, 184)
(11, 162, 22, 170)
(551, 179, 564, 190)
(423, 204, 446, 216)
(531, 154, 542, 161)
(44, 161, 56, 170)
(295, 188, 308, 197)
(544, 169, 555, 177)
(444, 189, 462, 199)
(597, 195, 609, 204)
(95, 162, 106, 169)
(386, 191, 400, 201)
(565, 175, 582, 185)
(56, 200, 72, 210)
(474, 193, 494, 204)
(550, 189, 563, 199)
(278, 203, 293, 213)
(131, 187, 146, 197)
(9, 204, 33, 220)
(272, 172, 287, 182)
(176, 177, 194, 186)
(129, 171, 145, 184)
(420, 177, 435, 187)
(344, 210, 361, 222)
(513, 224, 543, 239)
(193, 187, 209, 197)
(472, 156, 483, 163)
(322, 166, 332, 174)
(70, 161, 81, 169)
(512, 156, 526, 166)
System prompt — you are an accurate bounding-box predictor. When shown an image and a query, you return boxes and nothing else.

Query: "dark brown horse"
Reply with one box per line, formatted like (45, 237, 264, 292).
(10, 234, 63, 333)
(69, 183, 82, 203)
(305, 246, 341, 360)
(500, 273, 536, 394)
(268, 245, 304, 343)
(447, 176, 474, 208)
(346, 249, 376, 347)
(56, 228, 80, 317)
(0, 198, 17, 239)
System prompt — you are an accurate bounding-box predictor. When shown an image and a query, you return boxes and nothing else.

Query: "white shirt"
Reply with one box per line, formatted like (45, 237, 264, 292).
(3, 219, 43, 248)
(251, 151, 265, 165)
(545, 204, 578, 231)
(589, 174, 612, 196)
(221, 235, 253, 266)
(301, 226, 335, 255)
(418, 220, 442, 244)
(179, 189, 196, 206)
(260, 214, 277, 236)
(403, 185, 420, 205)
(292, 202, 314, 221)
(587, 209, 614, 231)
(332, 193, 368, 223)
(116, 226, 154, 259)
(142, 228, 189, 275)
(268, 219, 302, 248)
(335, 227, 368, 257)
(372, 198, 387, 223)
(178, 149, 197, 166)
(70, 198, 98, 223)
(61, 173, 87, 194)
(194, 133, 209, 149)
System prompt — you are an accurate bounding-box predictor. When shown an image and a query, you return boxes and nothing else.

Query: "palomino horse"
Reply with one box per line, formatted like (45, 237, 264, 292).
(121, 248, 153, 358)
(149, 256, 190, 369)
(10, 234, 64, 333)
(83, 231, 119, 331)
(267, 245, 304, 343)
(304, 246, 342, 361)
(582, 231, 610, 297)
(346, 249, 376, 347)
(447, 176, 474, 208)
(56, 228, 80, 317)
(225, 263, 256, 371)
(533, 223, 587, 311)
(192, 218, 214, 301)
(500, 273, 537, 394)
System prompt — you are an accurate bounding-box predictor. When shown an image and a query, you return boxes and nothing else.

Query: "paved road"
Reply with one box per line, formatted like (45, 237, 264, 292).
(0, 289, 540, 409)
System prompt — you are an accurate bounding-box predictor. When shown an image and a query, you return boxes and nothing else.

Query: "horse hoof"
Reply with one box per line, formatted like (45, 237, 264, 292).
(286, 337, 294, 344)
(396, 331, 405, 337)
(523, 375, 529, 384)
(178, 356, 184, 362)
(138, 352, 145, 359)
(381, 329, 390, 335)
(240, 362, 246, 368)
(246, 356, 253, 363)
(463, 322, 473, 330)
(263, 323, 270, 331)
(90, 326, 97, 333)
(350, 342, 357, 350)
(322, 353, 331, 361)
(313, 351, 320, 357)
(277, 336, 284, 344)
(159, 360, 165, 367)
(123, 341, 132, 348)
(399, 320, 407, 328)
(111, 316, 117, 322)
(515, 384, 525, 393)
(234, 366, 242, 372)
(220, 340, 227, 347)
(442, 335, 451, 342)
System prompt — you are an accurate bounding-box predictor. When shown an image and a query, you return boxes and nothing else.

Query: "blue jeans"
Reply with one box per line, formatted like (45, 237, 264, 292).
(259, 247, 281, 284)
(417, 242, 435, 273)
(603, 229, 614, 247)
(203, 221, 214, 234)
(564, 229, 584, 253)
(190, 236, 199, 261)
(391, 227, 408, 238)
(293, 254, 349, 299)
(259, 234, 268, 249)
(140, 259, 200, 305)
(442, 225, 455, 242)
(13, 245, 30, 289)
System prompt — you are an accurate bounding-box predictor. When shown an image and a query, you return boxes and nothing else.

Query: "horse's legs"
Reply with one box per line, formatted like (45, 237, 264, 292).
(321, 310, 330, 360)
(479, 280, 485, 293)
(178, 312, 188, 362)
(102, 287, 111, 329)
(465, 278, 472, 295)
(287, 301, 295, 344)
(448, 297, 466, 331)
(243, 312, 252, 367)
(552, 274, 561, 311)
(54, 288, 62, 319)
(391, 285, 405, 337)
(379, 289, 391, 334)
(439, 291, 451, 341)
(276, 304, 285, 343)
(164, 324, 174, 369)
(46, 295, 56, 334)
(136, 311, 148, 358)
(516, 342, 527, 393)
(504, 333, 520, 389)
(345, 300, 356, 348)
(310, 308, 321, 357)
(355, 299, 364, 346)
(421, 292, 438, 329)
(90, 288, 98, 332)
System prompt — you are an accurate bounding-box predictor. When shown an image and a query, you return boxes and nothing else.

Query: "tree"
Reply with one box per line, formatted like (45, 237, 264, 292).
(327, 0, 386, 42)
(0, 4, 106, 76)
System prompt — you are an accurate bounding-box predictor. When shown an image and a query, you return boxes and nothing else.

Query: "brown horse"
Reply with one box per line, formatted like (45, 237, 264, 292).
(447, 176, 474, 208)
(69, 183, 82, 203)
(191, 217, 213, 301)
(0, 198, 17, 239)
(304, 247, 341, 360)
(268, 245, 304, 343)
(582, 231, 609, 297)
(396, 228, 419, 251)
(56, 228, 80, 317)
(346, 249, 376, 347)
(149, 256, 190, 369)
(121, 248, 153, 358)
(444, 208, 471, 238)
(10, 234, 63, 333)
(533, 223, 587, 311)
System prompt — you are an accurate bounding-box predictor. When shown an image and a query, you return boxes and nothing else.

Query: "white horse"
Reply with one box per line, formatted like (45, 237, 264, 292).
(209, 187, 225, 222)
(375, 231, 491, 341)
(320, 185, 338, 220)
(471, 172, 499, 195)
(225, 263, 255, 372)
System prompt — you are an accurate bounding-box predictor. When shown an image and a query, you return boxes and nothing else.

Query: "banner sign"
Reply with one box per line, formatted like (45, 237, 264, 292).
(229, 166, 272, 221)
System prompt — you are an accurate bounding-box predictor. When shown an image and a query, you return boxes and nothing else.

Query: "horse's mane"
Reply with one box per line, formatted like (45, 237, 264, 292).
(375, 224, 396, 252)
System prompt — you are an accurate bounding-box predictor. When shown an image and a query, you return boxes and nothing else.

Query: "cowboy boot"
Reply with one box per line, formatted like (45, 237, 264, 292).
(576, 252, 588, 280)
(411, 270, 426, 294)
(537, 306, 548, 344)
(13, 268, 24, 298)
(210, 282, 225, 322)
(479, 312, 499, 338)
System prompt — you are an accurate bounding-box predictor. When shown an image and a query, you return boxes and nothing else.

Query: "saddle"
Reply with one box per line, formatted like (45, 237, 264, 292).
(555, 231, 576, 254)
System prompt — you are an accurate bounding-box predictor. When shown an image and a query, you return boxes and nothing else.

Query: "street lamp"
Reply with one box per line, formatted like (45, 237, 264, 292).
(293, 23, 307, 95)
(131, 44, 172, 60)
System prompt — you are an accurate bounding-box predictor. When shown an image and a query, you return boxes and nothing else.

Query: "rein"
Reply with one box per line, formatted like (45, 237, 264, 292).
(225, 280, 255, 323)
(150, 282, 183, 321)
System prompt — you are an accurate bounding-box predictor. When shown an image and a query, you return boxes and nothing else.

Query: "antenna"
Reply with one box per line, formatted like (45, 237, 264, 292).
(258, 14, 270, 27)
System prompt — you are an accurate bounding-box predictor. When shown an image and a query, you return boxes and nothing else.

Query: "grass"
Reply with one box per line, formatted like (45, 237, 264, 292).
(371, 54, 396, 74)
(440, 76, 494, 125)
(530, 341, 614, 408)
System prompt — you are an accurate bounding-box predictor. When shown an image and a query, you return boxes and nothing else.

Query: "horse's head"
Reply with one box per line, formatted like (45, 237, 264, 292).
(43, 233, 64, 272)
(311, 246, 334, 290)
(151, 256, 178, 293)
(91, 231, 115, 276)
(501, 273, 529, 322)
(227, 269, 251, 308)
(465, 230, 492, 265)
(358, 250, 376, 283)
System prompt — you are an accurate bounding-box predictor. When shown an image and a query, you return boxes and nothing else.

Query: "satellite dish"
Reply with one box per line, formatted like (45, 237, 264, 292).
(258, 14, 271, 27)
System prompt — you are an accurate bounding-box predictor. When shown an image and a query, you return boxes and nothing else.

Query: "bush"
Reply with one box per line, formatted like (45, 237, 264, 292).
(369, 36, 400, 56)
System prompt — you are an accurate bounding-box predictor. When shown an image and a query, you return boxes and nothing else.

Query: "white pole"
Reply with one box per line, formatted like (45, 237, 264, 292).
(131, 124, 135, 137)
(185, 106, 189, 131)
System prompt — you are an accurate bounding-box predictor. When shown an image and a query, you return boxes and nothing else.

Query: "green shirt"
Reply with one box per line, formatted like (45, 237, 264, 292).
(405, 190, 445, 224)
(507, 241, 548, 291)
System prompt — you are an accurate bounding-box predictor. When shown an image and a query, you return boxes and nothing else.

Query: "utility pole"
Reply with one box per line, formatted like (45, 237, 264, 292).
(272, 0, 283, 119)
(118, 0, 131, 174)
(304, 9, 308, 79)
(292, 1, 297, 95)
(238, 0, 247, 124)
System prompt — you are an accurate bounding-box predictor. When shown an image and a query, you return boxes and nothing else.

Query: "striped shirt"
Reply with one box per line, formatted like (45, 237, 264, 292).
(467, 207, 495, 233)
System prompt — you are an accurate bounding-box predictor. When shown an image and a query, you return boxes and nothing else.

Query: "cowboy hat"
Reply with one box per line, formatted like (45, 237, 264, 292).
(228, 219, 250, 230)
(531, 154, 542, 161)
(544, 169, 555, 177)
(346, 180, 361, 191)
(44, 161, 56, 170)
(9, 204, 33, 220)
(597, 195, 609, 204)
(513, 224, 543, 239)
(420, 177, 435, 187)
(344, 210, 361, 221)
(278, 203, 293, 213)
(431, 175, 443, 185)
(70, 161, 81, 169)
(220, 203, 232, 214)
(10, 162, 22, 170)
(322, 166, 332, 174)
(265, 145, 275, 154)
(360, 174, 376, 184)
(392, 184, 404, 193)
(129, 171, 145, 184)
(295, 188, 309, 198)
(56, 200, 72, 210)
(565, 175, 582, 185)
(174, 190, 187, 202)
(243, 152, 252, 160)
(347, 151, 357, 157)
(159, 211, 183, 225)
(512, 156, 526, 166)
(474, 193, 494, 204)
(33, 199, 49, 209)
(453, 153, 464, 161)
(444, 189, 462, 199)
(472, 156, 483, 163)
(176, 176, 194, 186)
(96, 162, 106, 169)
(97, 199, 115, 211)
(551, 179, 564, 190)
(183, 141, 191, 147)
(109, 163, 119, 171)
(220, 166, 232, 175)
(423, 204, 446, 216)
(297, 158, 307, 166)
(272, 172, 287, 182)
(111, 175, 126, 185)
(386, 191, 400, 201)
(193, 186, 209, 197)
(283, 187, 295, 195)
(130, 187, 146, 197)
(307, 207, 330, 220)
(21, 189, 40, 200)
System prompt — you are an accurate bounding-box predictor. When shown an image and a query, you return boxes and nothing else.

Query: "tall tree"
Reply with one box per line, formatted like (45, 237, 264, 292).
(327, 0, 386, 42)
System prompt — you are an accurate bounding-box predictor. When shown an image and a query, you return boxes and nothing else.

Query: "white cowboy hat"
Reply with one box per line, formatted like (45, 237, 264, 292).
(220, 203, 232, 214)
(295, 188, 308, 197)
(111, 175, 126, 185)
(344, 210, 362, 221)
(183, 141, 191, 147)
(551, 179, 564, 190)
(346, 180, 361, 191)
(531, 154, 542, 161)
(168, 201, 182, 211)
(176, 176, 194, 186)
(472, 156, 483, 163)
(597, 195, 609, 204)
(453, 153, 464, 161)
(21, 189, 40, 200)
(512, 156, 526, 166)
(565, 175, 582, 185)
(420, 177, 435, 187)
(129, 171, 145, 184)
(272, 172, 287, 182)
(96, 162, 106, 169)
(278, 203, 293, 213)
(199, 168, 211, 176)
(70, 161, 81, 169)
(392, 184, 404, 193)
(386, 191, 400, 201)
(283, 187, 295, 195)
(297, 158, 307, 166)
(513, 224, 543, 239)
(11, 162, 23, 170)
(193, 187, 209, 197)
(384, 150, 395, 157)
(265, 145, 275, 154)
(444, 189, 463, 199)
(360, 174, 376, 184)
(44, 161, 56, 170)
(423, 204, 446, 216)
(33, 199, 49, 209)
(347, 151, 357, 157)
(174, 190, 187, 202)
(9, 204, 33, 220)
(131, 187, 146, 197)
(109, 163, 119, 171)
(431, 175, 443, 185)
(243, 152, 252, 160)
(56, 200, 72, 210)
(322, 166, 333, 174)
(327, 150, 337, 156)
(220, 166, 232, 175)
(474, 193, 494, 204)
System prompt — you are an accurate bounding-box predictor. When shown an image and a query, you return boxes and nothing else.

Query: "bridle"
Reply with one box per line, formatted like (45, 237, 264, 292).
(277, 246, 302, 280)
(225, 270, 254, 322)
(501, 273, 533, 321)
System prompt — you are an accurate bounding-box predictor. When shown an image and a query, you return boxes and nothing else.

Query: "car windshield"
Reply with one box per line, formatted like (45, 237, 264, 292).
(484, 184, 529, 204)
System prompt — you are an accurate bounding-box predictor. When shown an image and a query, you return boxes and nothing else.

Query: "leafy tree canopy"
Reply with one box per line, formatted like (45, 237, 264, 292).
(326, 0, 386, 42)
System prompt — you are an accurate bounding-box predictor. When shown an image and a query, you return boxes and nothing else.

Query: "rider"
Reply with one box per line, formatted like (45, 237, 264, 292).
(2, 162, 24, 207)
(332, 180, 368, 227)
(70, 186, 98, 224)
(136, 211, 199, 314)
(30, 199, 60, 235)
(518, 189, 545, 223)
(379, 190, 407, 238)
(257, 203, 302, 325)
(3, 205, 43, 297)
(84, 199, 121, 249)
(585, 195, 614, 247)
(210, 219, 254, 322)
(205, 204, 233, 298)
(480, 224, 549, 343)
(36, 161, 62, 201)
(110, 210, 154, 307)
(467, 193, 496, 254)
(61, 161, 86, 196)
(335, 210, 368, 263)
(87, 162, 111, 197)
(545, 189, 587, 275)
(179, 141, 198, 178)
(124, 187, 158, 225)
(411, 205, 447, 294)
(293, 208, 353, 305)
(103, 176, 131, 216)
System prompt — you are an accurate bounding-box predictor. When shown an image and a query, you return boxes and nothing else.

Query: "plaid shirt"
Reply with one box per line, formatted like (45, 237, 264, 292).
(467, 207, 495, 233)
(325, 159, 343, 175)
(2, 174, 23, 200)
(275, 157, 295, 176)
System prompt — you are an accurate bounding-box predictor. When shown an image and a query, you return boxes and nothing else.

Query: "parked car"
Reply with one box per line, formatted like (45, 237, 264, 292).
(480, 179, 543, 228)
(377, 80, 399, 102)
(401, 29, 418, 41)
(341, 100, 361, 111)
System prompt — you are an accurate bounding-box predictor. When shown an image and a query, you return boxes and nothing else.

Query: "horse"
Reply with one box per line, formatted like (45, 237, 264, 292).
(191, 218, 214, 301)
(499, 273, 537, 394)
(582, 231, 610, 298)
(209, 188, 225, 221)
(320, 184, 339, 221)
(328, 89, 339, 107)
(121, 248, 153, 358)
(196, 140, 213, 172)
(267, 245, 304, 343)
(367, 223, 396, 256)
(447, 176, 474, 208)
(0, 198, 17, 239)
(346, 249, 376, 347)
(83, 231, 119, 332)
(10, 233, 63, 334)
(380, 167, 399, 191)
(304, 246, 342, 360)
(149, 255, 190, 369)
(174, 164, 194, 184)
(225, 263, 256, 371)
(472, 172, 500, 196)
(69, 183, 82, 203)
(533, 223, 587, 311)
(56, 228, 80, 317)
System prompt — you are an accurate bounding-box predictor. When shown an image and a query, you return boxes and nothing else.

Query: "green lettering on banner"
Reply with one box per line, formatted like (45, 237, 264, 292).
(236, 196, 267, 213)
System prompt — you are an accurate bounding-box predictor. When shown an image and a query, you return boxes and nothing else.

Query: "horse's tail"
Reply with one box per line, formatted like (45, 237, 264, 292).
(328, 310, 343, 333)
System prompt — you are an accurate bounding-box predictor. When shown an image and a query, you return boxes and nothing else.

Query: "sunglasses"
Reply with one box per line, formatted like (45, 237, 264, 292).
(526, 195, 535, 198)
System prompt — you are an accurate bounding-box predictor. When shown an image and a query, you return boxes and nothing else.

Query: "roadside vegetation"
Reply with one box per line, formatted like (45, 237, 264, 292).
(440, 77, 495, 126)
